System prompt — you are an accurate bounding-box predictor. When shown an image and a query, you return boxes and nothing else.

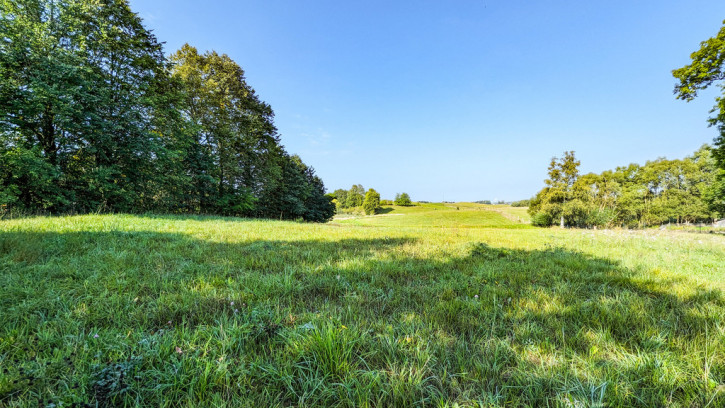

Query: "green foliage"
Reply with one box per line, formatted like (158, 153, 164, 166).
(529, 151, 581, 227)
(530, 147, 721, 228)
(511, 199, 531, 207)
(394, 192, 413, 206)
(91, 357, 143, 405)
(703, 170, 725, 216)
(331, 189, 349, 210)
(0, 146, 65, 211)
(561, 199, 589, 227)
(586, 207, 617, 228)
(169, 44, 279, 216)
(673, 21, 725, 169)
(348, 184, 365, 208)
(301, 165, 336, 223)
(0, 0, 172, 212)
(0, 0, 333, 222)
(530, 212, 553, 227)
(363, 188, 381, 215)
(331, 184, 373, 211)
(254, 154, 335, 222)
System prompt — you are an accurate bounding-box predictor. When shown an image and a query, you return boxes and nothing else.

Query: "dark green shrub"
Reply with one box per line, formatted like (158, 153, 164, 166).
(511, 199, 531, 207)
(586, 208, 616, 228)
(0, 147, 66, 212)
(531, 212, 553, 227)
(562, 199, 590, 227)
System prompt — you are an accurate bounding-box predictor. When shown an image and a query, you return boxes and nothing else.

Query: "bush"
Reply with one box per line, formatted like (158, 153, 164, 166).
(0, 147, 66, 212)
(562, 199, 590, 227)
(531, 212, 553, 227)
(511, 199, 531, 207)
(586, 208, 616, 228)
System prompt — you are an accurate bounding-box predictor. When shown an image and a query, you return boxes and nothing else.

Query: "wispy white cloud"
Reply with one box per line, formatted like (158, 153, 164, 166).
(139, 12, 158, 22)
(301, 129, 332, 146)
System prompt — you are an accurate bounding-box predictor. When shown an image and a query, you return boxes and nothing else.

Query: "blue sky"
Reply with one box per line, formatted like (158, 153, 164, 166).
(130, 0, 725, 202)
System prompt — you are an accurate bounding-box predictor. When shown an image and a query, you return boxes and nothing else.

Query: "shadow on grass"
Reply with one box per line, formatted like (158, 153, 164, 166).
(0, 229, 722, 407)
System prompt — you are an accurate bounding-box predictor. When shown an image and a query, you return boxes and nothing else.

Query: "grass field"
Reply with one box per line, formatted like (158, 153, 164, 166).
(335, 203, 530, 228)
(1, 204, 723, 407)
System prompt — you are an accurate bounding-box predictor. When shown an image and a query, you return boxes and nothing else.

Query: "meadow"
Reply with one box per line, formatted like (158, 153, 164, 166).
(0, 203, 723, 407)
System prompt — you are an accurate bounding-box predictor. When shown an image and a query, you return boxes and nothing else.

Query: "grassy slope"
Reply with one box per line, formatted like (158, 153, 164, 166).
(0, 211, 723, 407)
(489, 204, 531, 223)
(335, 203, 530, 228)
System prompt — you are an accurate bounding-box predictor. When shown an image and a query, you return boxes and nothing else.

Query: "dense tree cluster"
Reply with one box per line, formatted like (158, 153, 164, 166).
(330, 185, 364, 210)
(330, 184, 389, 215)
(511, 199, 531, 207)
(393, 192, 412, 206)
(529, 147, 724, 228)
(0, 0, 334, 222)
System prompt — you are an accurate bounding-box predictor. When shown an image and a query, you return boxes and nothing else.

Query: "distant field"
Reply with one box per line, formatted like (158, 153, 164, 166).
(490, 204, 531, 223)
(1, 210, 723, 407)
(335, 202, 531, 228)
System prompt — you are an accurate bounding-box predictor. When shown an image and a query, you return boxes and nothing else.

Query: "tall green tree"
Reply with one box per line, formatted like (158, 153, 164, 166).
(347, 184, 365, 207)
(0, 0, 335, 222)
(673, 20, 725, 169)
(0, 0, 174, 212)
(331, 188, 349, 209)
(253, 153, 334, 221)
(170, 44, 280, 215)
(300, 161, 336, 222)
(529, 151, 580, 227)
(363, 188, 381, 215)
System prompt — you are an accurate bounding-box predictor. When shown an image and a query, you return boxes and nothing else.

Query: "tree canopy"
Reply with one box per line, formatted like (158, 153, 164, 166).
(0, 0, 333, 222)
(363, 188, 381, 215)
(330, 184, 366, 211)
(529, 146, 722, 228)
(673, 20, 725, 169)
(529, 151, 580, 227)
(394, 192, 413, 206)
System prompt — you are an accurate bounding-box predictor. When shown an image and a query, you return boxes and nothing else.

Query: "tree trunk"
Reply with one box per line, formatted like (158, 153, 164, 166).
(560, 215, 564, 228)
(40, 104, 58, 165)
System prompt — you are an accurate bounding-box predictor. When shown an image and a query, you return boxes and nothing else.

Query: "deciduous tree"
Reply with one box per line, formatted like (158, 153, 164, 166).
(673, 21, 725, 169)
(529, 151, 580, 227)
(394, 192, 412, 206)
(363, 188, 381, 215)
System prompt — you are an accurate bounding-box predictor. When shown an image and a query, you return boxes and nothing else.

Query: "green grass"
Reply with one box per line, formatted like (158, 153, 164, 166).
(335, 203, 531, 228)
(489, 204, 532, 224)
(0, 211, 723, 407)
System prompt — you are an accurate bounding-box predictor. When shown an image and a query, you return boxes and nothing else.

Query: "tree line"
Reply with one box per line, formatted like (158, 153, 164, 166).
(330, 186, 413, 215)
(528, 146, 725, 228)
(527, 22, 725, 229)
(0, 0, 334, 222)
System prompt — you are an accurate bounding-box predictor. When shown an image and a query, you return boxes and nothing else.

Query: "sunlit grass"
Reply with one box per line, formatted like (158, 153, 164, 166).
(334, 202, 530, 228)
(0, 212, 723, 407)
